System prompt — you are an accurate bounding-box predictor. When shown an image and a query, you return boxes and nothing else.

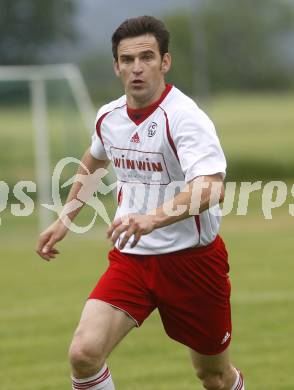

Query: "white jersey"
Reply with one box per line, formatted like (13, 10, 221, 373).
(90, 84, 226, 254)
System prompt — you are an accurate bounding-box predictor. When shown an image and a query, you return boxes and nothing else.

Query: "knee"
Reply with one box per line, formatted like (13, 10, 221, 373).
(69, 331, 105, 372)
(196, 368, 226, 390)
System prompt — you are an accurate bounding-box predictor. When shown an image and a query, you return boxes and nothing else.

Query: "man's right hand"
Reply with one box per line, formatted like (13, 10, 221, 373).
(35, 149, 108, 262)
(36, 220, 69, 261)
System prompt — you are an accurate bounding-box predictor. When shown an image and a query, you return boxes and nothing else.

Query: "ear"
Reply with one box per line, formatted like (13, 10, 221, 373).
(113, 58, 121, 77)
(161, 53, 172, 74)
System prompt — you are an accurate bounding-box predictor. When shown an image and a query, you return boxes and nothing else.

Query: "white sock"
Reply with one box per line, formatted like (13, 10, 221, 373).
(72, 364, 115, 390)
(231, 367, 245, 390)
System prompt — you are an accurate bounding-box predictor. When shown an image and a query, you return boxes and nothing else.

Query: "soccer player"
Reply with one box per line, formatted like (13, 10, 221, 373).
(36, 16, 245, 390)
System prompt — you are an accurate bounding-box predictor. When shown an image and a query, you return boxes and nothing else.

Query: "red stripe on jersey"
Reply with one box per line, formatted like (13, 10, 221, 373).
(162, 109, 179, 161)
(95, 104, 126, 145)
(194, 215, 201, 238)
(161, 108, 201, 242)
(127, 84, 173, 125)
(96, 112, 110, 146)
(117, 186, 123, 206)
(161, 107, 201, 243)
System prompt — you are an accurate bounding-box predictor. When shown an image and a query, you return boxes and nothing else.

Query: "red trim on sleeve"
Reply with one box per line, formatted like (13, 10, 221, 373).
(127, 84, 173, 125)
(95, 104, 126, 145)
(95, 112, 110, 146)
(162, 108, 179, 161)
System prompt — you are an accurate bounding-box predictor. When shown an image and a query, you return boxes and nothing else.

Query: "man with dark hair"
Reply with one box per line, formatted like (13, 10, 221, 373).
(112, 15, 170, 60)
(37, 15, 245, 390)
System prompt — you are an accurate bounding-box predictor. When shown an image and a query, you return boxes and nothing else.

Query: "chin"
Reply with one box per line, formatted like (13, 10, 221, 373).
(131, 88, 148, 98)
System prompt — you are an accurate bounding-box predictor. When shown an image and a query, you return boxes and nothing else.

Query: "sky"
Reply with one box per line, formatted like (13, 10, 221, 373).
(73, 0, 195, 55)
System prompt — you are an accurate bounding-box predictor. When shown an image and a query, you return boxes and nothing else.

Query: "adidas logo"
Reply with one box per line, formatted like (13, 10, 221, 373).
(130, 132, 140, 143)
(221, 331, 231, 345)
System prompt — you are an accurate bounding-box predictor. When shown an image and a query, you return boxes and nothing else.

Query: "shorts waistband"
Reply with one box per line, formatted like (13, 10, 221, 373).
(166, 235, 221, 257)
(112, 235, 222, 259)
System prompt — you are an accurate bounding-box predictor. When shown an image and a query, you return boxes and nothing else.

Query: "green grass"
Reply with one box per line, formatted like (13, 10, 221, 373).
(202, 92, 294, 179)
(1, 187, 294, 389)
(204, 92, 294, 161)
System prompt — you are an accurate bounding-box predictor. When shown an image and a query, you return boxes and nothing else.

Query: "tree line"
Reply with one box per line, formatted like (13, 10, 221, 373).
(1, 0, 294, 101)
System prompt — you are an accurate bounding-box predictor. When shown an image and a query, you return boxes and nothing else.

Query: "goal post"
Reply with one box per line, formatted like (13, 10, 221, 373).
(0, 64, 96, 231)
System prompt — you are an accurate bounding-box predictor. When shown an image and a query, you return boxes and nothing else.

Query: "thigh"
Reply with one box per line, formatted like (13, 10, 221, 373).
(72, 299, 136, 358)
(89, 248, 156, 326)
(156, 237, 232, 355)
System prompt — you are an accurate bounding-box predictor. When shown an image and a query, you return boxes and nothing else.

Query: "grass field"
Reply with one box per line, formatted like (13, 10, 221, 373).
(1, 92, 294, 389)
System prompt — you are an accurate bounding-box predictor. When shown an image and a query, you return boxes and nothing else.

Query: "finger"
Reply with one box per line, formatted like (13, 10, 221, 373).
(37, 251, 54, 261)
(43, 251, 57, 260)
(36, 246, 59, 261)
(36, 232, 51, 253)
(118, 226, 136, 250)
(110, 224, 129, 246)
(130, 231, 142, 248)
(46, 248, 59, 256)
(42, 235, 59, 254)
(106, 217, 122, 238)
(45, 249, 59, 257)
(107, 214, 133, 238)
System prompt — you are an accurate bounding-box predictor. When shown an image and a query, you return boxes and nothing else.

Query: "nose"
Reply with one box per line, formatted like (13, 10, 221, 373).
(132, 58, 143, 74)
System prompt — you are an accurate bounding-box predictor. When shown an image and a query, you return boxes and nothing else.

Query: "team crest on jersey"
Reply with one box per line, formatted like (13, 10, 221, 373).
(147, 122, 157, 137)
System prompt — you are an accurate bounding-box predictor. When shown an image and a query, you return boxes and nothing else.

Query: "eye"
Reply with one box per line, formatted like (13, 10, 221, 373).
(140, 51, 155, 61)
(143, 54, 153, 61)
(121, 56, 133, 64)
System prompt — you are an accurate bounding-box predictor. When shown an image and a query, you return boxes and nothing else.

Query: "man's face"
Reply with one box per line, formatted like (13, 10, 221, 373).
(114, 34, 171, 106)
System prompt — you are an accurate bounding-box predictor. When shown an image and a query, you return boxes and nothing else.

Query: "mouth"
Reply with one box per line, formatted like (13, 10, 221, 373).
(131, 79, 144, 86)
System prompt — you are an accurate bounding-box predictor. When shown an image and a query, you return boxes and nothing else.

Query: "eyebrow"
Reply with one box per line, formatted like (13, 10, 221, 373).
(119, 50, 156, 59)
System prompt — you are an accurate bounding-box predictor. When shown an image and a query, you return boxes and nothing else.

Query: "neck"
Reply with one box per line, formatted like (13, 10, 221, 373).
(127, 80, 166, 109)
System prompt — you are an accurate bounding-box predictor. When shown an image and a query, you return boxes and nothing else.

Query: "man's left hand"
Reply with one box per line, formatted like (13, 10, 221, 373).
(107, 213, 156, 250)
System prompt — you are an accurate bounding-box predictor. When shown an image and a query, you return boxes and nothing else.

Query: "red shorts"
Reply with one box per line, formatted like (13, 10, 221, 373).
(89, 235, 232, 355)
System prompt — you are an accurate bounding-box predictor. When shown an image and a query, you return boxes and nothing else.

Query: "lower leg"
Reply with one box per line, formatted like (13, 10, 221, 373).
(69, 300, 136, 389)
(190, 348, 245, 390)
(69, 336, 105, 379)
(197, 363, 236, 389)
(69, 337, 115, 389)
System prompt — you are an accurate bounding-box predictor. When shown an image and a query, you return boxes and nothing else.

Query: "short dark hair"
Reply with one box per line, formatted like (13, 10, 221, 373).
(112, 15, 170, 60)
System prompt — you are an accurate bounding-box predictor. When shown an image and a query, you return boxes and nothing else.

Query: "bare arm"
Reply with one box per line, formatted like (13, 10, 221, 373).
(36, 148, 108, 261)
(107, 173, 225, 250)
(149, 173, 224, 229)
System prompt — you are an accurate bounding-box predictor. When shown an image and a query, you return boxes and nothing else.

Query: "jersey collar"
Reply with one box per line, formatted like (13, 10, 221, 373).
(127, 84, 173, 126)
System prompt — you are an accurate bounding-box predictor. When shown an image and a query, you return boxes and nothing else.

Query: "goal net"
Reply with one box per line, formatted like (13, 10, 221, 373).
(0, 64, 98, 231)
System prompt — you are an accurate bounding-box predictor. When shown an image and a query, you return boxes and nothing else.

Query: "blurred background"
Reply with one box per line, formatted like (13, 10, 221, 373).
(0, 0, 294, 389)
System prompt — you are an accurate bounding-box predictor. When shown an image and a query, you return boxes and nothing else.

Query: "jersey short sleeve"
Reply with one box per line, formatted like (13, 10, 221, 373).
(89, 107, 109, 161)
(171, 108, 227, 183)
